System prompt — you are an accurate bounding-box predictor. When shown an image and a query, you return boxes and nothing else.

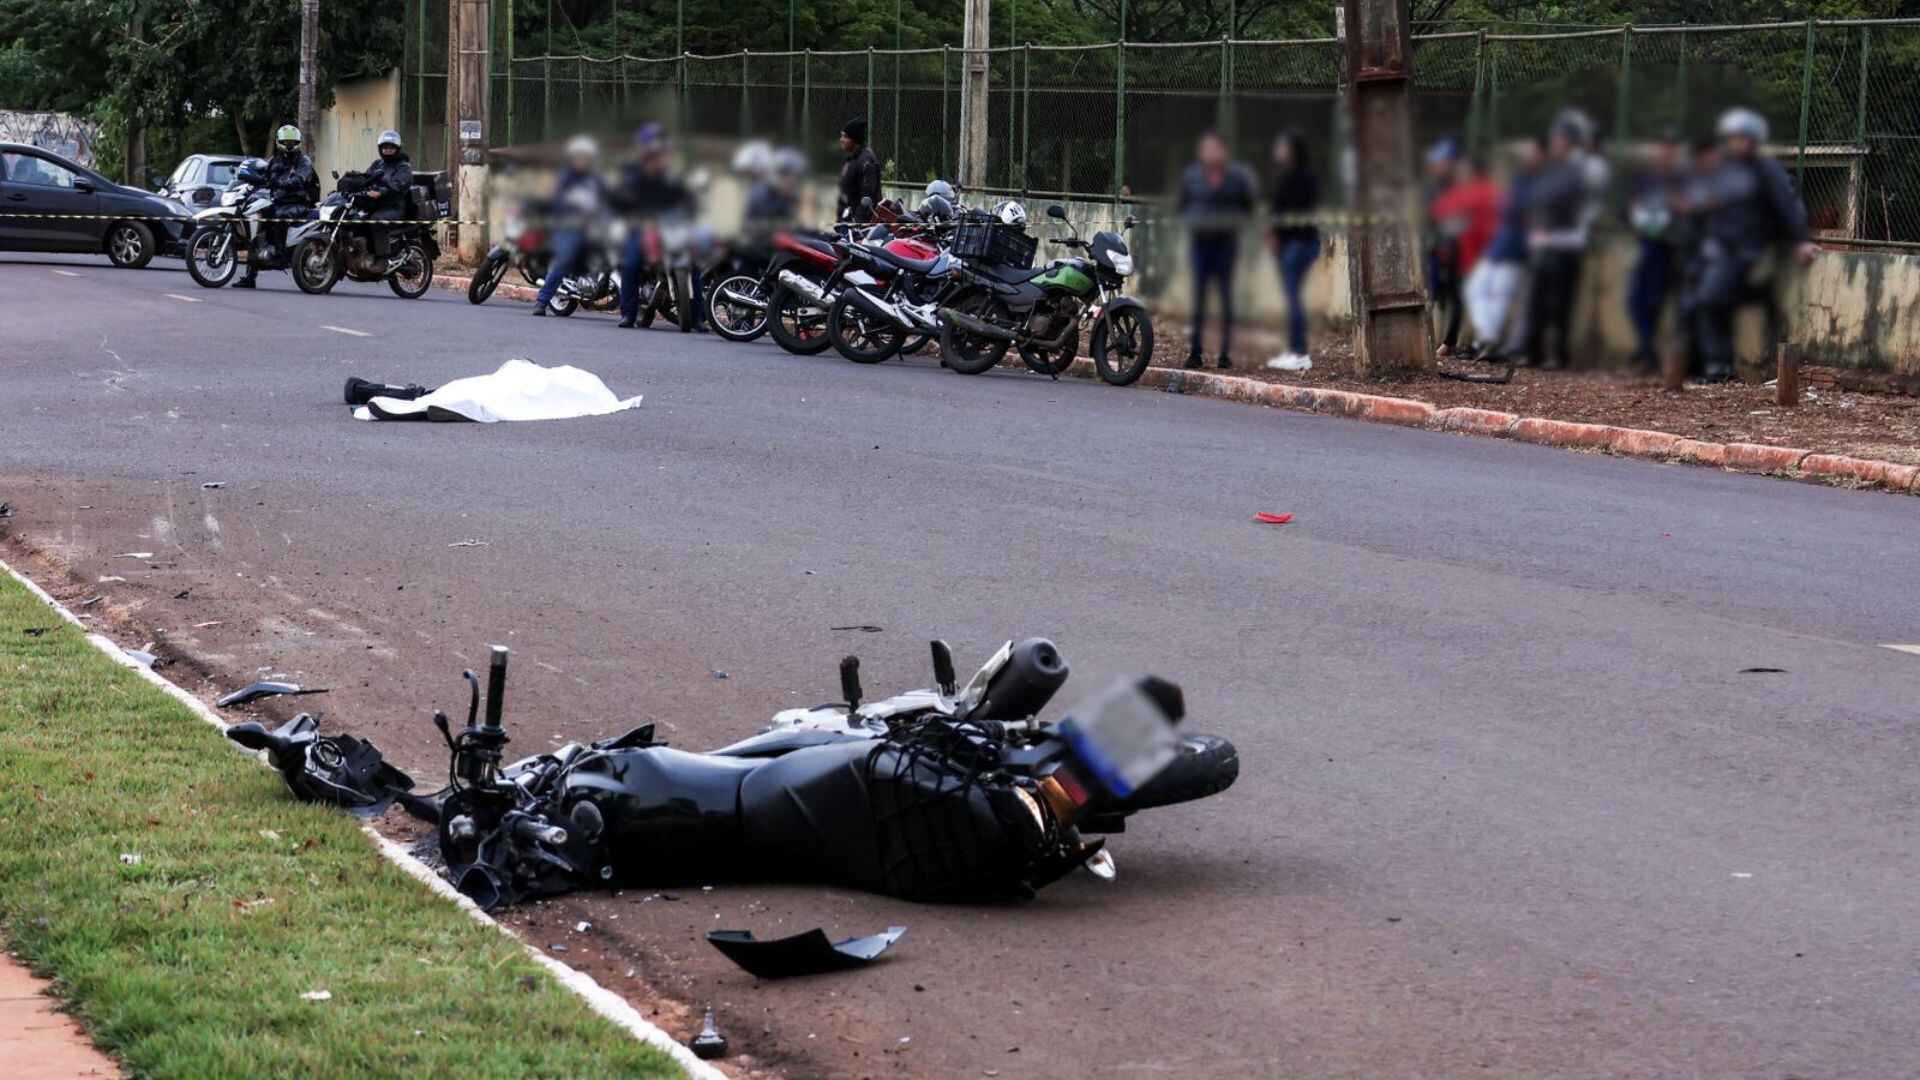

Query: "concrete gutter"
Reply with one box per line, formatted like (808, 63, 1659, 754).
(430, 270, 1918, 495)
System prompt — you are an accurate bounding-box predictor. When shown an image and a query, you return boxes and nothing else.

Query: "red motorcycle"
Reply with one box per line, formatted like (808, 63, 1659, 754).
(467, 202, 553, 305)
(762, 210, 940, 356)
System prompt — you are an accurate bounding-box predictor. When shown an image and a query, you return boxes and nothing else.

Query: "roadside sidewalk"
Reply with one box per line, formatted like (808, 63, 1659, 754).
(0, 952, 118, 1079)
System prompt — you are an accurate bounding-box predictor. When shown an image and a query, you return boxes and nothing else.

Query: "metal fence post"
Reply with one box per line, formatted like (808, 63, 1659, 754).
(868, 47, 876, 145)
(1615, 26, 1632, 146)
(417, 0, 429, 153)
(802, 49, 812, 149)
(1465, 30, 1485, 152)
(941, 46, 950, 181)
(577, 56, 585, 124)
(1217, 35, 1230, 136)
(1021, 43, 1031, 193)
(1797, 18, 1815, 188)
(893, 0, 902, 172)
(1854, 25, 1871, 146)
(542, 1, 552, 146)
(1113, 41, 1126, 194)
(504, 0, 515, 147)
(1485, 42, 1499, 149)
(1676, 27, 1689, 134)
(741, 50, 751, 137)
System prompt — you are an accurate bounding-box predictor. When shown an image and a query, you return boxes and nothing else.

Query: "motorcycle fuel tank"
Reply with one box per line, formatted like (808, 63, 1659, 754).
(1032, 261, 1095, 295)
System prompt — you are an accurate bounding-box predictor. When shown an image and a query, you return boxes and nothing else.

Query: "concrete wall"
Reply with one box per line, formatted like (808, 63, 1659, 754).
(313, 71, 401, 189)
(886, 184, 1920, 375)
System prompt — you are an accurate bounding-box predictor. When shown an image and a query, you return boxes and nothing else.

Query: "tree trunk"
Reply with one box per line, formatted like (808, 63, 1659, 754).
(231, 113, 250, 157)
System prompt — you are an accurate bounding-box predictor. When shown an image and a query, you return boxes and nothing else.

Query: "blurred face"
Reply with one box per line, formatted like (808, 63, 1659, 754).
(1198, 135, 1227, 169)
(1652, 139, 1679, 170)
(1723, 133, 1757, 158)
(839, 133, 857, 154)
(1272, 137, 1295, 170)
(379, 144, 398, 160)
(569, 151, 594, 172)
(1425, 156, 1454, 184)
(1519, 141, 1544, 170)
(1548, 132, 1574, 159)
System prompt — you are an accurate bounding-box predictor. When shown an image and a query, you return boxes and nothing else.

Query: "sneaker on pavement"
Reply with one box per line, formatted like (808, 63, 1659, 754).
(1265, 352, 1312, 372)
(530, 304, 548, 316)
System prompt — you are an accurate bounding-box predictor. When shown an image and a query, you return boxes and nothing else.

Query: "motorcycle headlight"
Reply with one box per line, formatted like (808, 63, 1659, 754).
(1108, 252, 1134, 277)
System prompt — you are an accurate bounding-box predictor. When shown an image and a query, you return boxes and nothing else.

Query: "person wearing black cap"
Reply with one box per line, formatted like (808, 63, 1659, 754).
(838, 116, 881, 223)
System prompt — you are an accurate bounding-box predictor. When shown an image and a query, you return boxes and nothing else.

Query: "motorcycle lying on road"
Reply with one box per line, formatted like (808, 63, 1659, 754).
(227, 638, 1237, 911)
(290, 171, 443, 299)
(184, 158, 314, 289)
(939, 204, 1155, 386)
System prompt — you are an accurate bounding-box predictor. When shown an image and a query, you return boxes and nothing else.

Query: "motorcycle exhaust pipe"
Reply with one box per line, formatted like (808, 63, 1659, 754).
(937, 307, 1018, 344)
(776, 270, 827, 304)
(716, 285, 768, 312)
(845, 288, 909, 328)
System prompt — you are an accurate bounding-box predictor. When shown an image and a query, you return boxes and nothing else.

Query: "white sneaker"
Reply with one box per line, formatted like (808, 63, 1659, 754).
(1266, 352, 1312, 372)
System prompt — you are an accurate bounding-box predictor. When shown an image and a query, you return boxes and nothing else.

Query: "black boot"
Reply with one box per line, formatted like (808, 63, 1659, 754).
(529, 304, 548, 316)
(232, 274, 256, 289)
(617, 315, 637, 328)
(1184, 351, 1204, 370)
(1216, 354, 1233, 370)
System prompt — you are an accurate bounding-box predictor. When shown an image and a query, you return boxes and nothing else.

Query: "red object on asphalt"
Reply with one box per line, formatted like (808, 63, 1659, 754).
(1253, 512, 1293, 525)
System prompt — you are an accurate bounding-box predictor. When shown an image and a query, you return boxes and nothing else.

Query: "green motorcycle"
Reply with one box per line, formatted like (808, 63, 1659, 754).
(937, 205, 1155, 386)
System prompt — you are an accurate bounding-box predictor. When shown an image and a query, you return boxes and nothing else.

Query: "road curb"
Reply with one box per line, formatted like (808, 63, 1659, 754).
(0, 555, 729, 1080)
(431, 268, 1916, 495)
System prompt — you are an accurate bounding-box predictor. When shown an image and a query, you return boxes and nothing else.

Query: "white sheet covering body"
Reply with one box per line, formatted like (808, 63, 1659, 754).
(355, 359, 643, 422)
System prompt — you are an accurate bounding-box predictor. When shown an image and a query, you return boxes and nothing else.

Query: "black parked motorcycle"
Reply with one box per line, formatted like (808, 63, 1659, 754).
(290, 170, 443, 299)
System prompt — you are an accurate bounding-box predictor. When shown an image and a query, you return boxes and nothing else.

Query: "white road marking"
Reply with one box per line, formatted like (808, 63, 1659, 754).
(164, 292, 203, 303)
(321, 325, 370, 337)
(1880, 644, 1920, 656)
(52, 269, 80, 277)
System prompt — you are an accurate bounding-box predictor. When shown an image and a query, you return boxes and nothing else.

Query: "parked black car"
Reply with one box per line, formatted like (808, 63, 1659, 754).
(156, 153, 245, 209)
(0, 142, 190, 268)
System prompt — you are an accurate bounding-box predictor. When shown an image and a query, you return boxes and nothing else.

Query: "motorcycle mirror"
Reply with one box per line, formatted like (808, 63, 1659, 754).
(331, 170, 340, 179)
(1046, 204, 1067, 220)
(839, 655, 863, 712)
(461, 669, 480, 729)
(930, 640, 957, 696)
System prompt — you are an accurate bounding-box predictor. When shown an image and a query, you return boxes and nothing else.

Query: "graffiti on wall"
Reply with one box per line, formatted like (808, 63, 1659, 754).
(0, 111, 100, 167)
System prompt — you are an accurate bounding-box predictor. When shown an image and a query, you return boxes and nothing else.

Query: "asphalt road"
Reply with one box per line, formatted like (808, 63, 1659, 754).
(5, 253, 1919, 1079)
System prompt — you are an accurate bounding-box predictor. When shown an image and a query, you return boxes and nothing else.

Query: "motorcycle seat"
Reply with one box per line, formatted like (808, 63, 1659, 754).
(867, 246, 941, 275)
(973, 262, 1049, 284)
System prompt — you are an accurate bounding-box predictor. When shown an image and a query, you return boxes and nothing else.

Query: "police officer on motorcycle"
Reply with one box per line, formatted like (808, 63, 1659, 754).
(357, 129, 414, 271)
(235, 124, 317, 289)
(1676, 107, 1816, 383)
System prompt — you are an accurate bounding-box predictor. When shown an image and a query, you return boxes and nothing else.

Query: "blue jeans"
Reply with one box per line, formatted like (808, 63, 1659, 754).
(617, 230, 650, 321)
(535, 229, 586, 308)
(1627, 239, 1674, 366)
(1277, 238, 1319, 355)
(1190, 236, 1237, 359)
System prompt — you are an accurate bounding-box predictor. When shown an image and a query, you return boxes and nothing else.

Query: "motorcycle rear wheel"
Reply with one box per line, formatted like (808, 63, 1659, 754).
(767, 285, 835, 356)
(387, 242, 432, 299)
(185, 227, 237, 288)
(705, 273, 769, 342)
(468, 252, 509, 304)
(290, 236, 339, 295)
(826, 293, 904, 364)
(939, 290, 1013, 375)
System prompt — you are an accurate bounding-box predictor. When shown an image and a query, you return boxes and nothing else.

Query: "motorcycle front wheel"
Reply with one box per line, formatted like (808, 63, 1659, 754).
(767, 285, 835, 356)
(826, 293, 904, 364)
(1091, 308, 1155, 386)
(185, 227, 237, 288)
(468, 251, 509, 304)
(705, 273, 769, 342)
(387, 242, 433, 299)
(939, 290, 1013, 375)
(290, 236, 340, 295)
(672, 267, 695, 333)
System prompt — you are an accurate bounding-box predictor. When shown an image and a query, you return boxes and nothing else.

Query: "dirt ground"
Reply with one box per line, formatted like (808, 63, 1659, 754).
(1159, 321, 1920, 464)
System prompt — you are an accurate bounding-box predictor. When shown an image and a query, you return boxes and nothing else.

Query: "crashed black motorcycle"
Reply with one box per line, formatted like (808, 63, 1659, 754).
(228, 638, 1237, 911)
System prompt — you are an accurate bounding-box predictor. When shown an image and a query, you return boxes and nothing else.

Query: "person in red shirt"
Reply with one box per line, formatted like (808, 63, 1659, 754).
(1429, 156, 1503, 357)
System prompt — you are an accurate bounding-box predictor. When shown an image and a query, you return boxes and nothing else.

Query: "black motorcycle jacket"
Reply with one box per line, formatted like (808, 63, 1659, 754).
(361, 151, 414, 211)
(838, 145, 881, 222)
(265, 150, 319, 206)
(611, 164, 693, 219)
(1694, 154, 1810, 256)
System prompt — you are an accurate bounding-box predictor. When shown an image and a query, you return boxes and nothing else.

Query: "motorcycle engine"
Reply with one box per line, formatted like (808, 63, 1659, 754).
(1026, 297, 1082, 344)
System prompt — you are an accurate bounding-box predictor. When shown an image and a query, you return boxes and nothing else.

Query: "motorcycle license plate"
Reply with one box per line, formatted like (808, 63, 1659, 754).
(1059, 681, 1179, 799)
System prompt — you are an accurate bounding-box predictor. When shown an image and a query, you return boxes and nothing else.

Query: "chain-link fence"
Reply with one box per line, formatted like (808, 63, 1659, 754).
(401, 9, 1920, 245)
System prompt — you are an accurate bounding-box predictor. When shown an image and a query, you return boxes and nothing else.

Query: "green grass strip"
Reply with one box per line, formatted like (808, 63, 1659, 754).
(0, 572, 679, 1079)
